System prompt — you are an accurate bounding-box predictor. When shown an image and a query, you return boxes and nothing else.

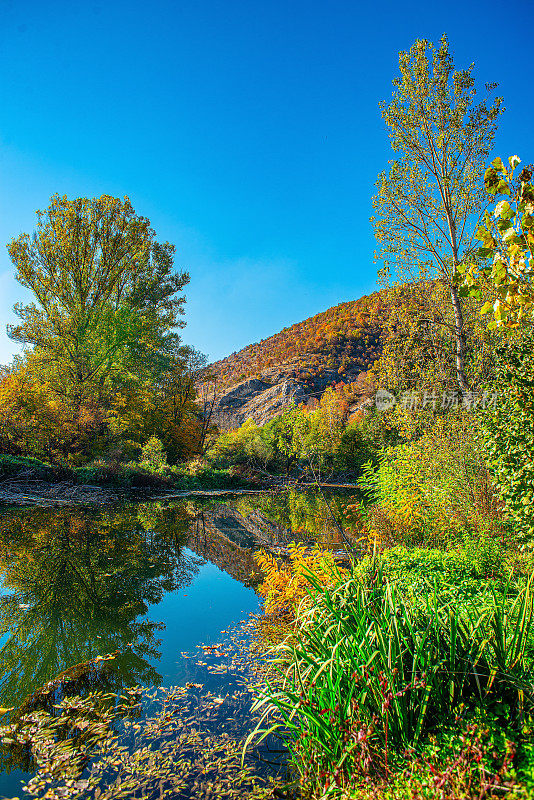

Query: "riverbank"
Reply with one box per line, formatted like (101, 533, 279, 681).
(0, 491, 328, 797)
(0, 453, 255, 505)
(0, 454, 361, 506)
(249, 539, 534, 799)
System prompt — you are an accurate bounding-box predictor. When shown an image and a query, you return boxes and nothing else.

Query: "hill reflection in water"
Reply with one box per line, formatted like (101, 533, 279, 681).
(0, 491, 355, 792)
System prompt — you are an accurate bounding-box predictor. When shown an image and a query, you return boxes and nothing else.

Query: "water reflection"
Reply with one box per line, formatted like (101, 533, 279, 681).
(0, 490, 356, 790)
(0, 503, 203, 712)
(0, 492, 356, 709)
(196, 489, 361, 551)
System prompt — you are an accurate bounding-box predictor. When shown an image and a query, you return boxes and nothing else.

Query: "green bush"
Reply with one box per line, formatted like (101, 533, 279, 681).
(207, 419, 275, 470)
(354, 538, 506, 591)
(140, 436, 169, 472)
(482, 327, 534, 545)
(359, 411, 498, 546)
(206, 405, 395, 478)
(0, 454, 66, 481)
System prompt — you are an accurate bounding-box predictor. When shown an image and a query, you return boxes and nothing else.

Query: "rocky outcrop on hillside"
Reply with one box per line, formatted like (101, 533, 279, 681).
(213, 376, 306, 428)
(210, 362, 372, 429)
(201, 293, 385, 428)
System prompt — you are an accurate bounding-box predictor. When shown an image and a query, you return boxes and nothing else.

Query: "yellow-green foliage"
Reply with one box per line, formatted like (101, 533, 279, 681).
(207, 392, 386, 476)
(206, 419, 274, 469)
(236, 490, 363, 548)
(361, 412, 498, 547)
(461, 155, 534, 330)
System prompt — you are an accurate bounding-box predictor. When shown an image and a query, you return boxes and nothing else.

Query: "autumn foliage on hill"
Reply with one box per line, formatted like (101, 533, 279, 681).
(209, 292, 384, 391)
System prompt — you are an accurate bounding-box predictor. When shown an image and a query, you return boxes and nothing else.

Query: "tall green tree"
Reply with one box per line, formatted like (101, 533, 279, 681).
(372, 36, 503, 393)
(8, 194, 189, 409)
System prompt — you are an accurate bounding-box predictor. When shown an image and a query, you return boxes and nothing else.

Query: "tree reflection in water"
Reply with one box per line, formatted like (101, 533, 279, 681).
(0, 491, 352, 787)
(0, 503, 203, 714)
(0, 490, 354, 719)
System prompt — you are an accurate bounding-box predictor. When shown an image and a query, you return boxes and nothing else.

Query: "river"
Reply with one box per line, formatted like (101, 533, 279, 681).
(0, 490, 359, 798)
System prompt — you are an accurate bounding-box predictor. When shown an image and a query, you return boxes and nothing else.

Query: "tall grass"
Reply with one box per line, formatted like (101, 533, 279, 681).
(248, 560, 534, 795)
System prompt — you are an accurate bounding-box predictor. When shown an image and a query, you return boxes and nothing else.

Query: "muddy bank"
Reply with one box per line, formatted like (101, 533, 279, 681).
(0, 479, 268, 507)
(0, 478, 123, 507)
(0, 473, 359, 508)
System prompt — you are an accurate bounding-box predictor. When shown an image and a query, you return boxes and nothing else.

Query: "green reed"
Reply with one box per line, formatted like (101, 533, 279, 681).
(248, 559, 534, 792)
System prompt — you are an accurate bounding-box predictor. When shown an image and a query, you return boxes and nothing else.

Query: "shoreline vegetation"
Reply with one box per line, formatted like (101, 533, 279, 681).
(0, 453, 361, 507)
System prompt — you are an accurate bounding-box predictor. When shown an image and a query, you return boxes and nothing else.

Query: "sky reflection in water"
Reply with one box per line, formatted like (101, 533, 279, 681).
(0, 492, 353, 795)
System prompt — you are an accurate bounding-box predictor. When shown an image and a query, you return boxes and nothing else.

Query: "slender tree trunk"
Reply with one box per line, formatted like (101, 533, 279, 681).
(444, 208, 470, 395)
(450, 283, 470, 394)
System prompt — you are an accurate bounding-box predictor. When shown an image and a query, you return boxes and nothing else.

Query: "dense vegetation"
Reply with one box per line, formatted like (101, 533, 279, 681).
(0, 195, 211, 471)
(241, 36, 534, 800)
(209, 294, 383, 391)
(1, 30, 534, 800)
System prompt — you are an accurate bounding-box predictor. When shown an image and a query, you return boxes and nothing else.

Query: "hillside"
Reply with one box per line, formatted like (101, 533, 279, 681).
(206, 291, 384, 427)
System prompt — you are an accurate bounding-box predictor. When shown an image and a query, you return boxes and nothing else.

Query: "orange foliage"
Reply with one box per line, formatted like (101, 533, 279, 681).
(210, 293, 385, 391)
(254, 542, 347, 618)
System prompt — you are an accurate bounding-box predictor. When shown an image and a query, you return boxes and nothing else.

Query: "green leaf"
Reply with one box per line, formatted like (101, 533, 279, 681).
(495, 200, 514, 221)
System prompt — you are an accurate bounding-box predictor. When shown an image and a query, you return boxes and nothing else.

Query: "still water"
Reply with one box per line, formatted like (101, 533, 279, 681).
(0, 491, 356, 798)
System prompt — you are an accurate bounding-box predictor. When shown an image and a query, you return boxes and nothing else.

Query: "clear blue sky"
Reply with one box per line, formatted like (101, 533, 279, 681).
(0, 0, 532, 364)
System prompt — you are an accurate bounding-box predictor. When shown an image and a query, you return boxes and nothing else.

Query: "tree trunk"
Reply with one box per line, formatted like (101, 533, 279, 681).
(450, 283, 470, 395)
(444, 206, 470, 396)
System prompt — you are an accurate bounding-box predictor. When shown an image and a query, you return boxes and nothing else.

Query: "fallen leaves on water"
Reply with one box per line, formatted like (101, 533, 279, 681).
(1, 614, 287, 800)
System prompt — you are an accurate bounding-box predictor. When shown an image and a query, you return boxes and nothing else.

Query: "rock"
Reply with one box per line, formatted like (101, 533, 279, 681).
(203, 363, 376, 429)
(216, 378, 271, 409)
(213, 376, 309, 428)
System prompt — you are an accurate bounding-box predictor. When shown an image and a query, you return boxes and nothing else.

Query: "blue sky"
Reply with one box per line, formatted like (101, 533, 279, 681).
(0, 0, 532, 363)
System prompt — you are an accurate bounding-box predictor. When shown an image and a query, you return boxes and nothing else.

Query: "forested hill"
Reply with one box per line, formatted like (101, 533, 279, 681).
(207, 291, 384, 426)
(211, 291, 383, 388)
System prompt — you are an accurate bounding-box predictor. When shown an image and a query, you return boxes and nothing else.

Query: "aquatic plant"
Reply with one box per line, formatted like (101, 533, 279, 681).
(1, 617, 286, 800)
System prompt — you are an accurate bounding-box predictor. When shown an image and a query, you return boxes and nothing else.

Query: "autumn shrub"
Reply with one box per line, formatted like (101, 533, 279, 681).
(343, 722, 520, 800)
(140, 436, 169, 472)
(332, 420, 385, 475)
(335, 410, 401, 474)
(183, 456, 208, 476)
(254, 543, 347, 618)
(359, 412, 499, 547)
(206, 420, 275, 471)
(482, 327, 534, 547)
(74, 462, 168, 488)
